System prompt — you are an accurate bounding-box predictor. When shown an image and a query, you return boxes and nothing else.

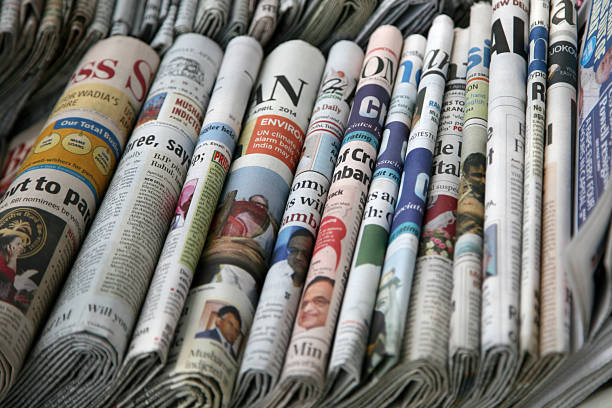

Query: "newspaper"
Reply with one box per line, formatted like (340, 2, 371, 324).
(232, 40, 363, 408)
(515, 0, 549, 387)
(265, 25, 403, 408)
(341, 19, 460, 408)
(4, 34, 218, 408)
(0, 0, 42, 83)
(150, 0, 179, 54)
(0, 36, 159, 402)
(468, 0, 528, 405)
(29, 0, 115, 108)
(295, 0, 344, 46)
(0, 120, 44, 194)
(115, 35, 262, 406)
(320, 0, 378, 52)
(111, 0, 138, 35)
(219, 0, 251, 46)
(248, 0, 278, 46)
(354, 0, 439, 48)
(194, 0, 231, 40)
(174, 0, 198, 34)
(395, 26, 467, 408)
(129, 40, 325, 408)
(0, 0, 20, 65)
(0, 0, 65, 138)
(322, 34, 427, 406)
(447, 3, 491, 404)
(139, 0, 163, 41)
(567, 0, 612, 348)
(538, 0, 576, 380)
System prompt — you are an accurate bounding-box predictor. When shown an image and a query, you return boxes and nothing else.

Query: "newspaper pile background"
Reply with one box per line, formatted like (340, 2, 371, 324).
(0, 0, 470, 141)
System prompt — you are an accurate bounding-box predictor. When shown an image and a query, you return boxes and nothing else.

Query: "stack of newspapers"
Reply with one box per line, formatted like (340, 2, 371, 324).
(0, 0, 461, 140)
(0, 0, 609, 407)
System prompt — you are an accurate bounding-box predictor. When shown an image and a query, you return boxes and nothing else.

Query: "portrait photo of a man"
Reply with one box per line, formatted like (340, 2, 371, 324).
(297, 276, 334, 330)
(195, 304, 242, 360)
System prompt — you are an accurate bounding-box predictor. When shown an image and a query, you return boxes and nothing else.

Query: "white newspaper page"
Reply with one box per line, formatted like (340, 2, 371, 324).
(0, 36, 159, 404)
(116, 36, 263, 406)
(232, 40, 363, 408)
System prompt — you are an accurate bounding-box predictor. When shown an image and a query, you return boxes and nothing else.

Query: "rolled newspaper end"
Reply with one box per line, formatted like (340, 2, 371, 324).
(266, 25, 403, 408)
(115, 35, 263, 406)
(174, 0, 198, 34)
(194, 0, 232, 41)
(472, 0, 529, 405)
(0, 0, 19, 65)
(448, 1, 491, 402)
(0, 36, 159, 402)
(322, 33, 426, 406)
(342, 20, 459, 408)
(248, 0, 279, 46)
(537, 0, 577, 380)
(2, 33, 220, 408)
(395, 26, 468, 408)
(232, 39, 364, 408)
(129, 39, 325, 408)
(138, 0, 163, 41)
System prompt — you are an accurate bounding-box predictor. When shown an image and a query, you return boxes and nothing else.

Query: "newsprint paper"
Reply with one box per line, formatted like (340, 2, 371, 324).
(129, 40, 325, 408)
(4, 34, 218, 408)
(232, 40, 364, 408)
(266, 25, 403, 408)
(322, 33, 426, 407)
(40, 33, 222, 408)
(448, 2, 491, 404)
(0, 36, 159, 402)
(468, 0, 528, 405)
(116, 35, 263, 405)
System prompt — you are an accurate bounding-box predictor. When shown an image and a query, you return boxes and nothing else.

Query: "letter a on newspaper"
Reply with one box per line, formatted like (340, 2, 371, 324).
(266, 25, 403, 408)
(129, 40, 325, 408)
(0, 36, 159, 401)
(232, 40, 364, 408)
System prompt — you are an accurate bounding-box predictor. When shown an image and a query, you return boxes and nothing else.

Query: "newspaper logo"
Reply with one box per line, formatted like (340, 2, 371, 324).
(0, 208, 46, 258)
(212, 150, 230, 172)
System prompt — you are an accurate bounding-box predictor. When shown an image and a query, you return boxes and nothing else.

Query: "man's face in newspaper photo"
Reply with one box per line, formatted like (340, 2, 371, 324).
(298, 277, 334, 330)
(287, 232, 314, 286)
(217, 310, 241, 345)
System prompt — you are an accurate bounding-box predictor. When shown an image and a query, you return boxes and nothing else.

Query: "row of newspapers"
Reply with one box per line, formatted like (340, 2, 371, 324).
(0, 0, 610, 408)
(0, 0, 468, 141)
